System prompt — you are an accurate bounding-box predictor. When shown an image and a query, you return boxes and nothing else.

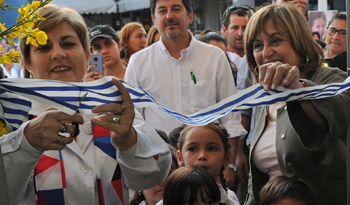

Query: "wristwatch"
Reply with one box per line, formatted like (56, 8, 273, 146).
(227, 164, 238, 174)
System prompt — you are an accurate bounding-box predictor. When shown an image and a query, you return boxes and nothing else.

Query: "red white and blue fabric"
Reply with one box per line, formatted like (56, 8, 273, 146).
(0, 76, 349, 131)
(33, 123, 125, 205)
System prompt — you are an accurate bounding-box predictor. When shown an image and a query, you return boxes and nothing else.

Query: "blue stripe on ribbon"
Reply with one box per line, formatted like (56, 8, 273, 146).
(0, 76, 348, 131)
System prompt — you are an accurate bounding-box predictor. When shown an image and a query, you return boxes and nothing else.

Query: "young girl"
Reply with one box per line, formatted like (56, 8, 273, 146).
(163, 166, 222, 205)
(177, 123, 240, 205)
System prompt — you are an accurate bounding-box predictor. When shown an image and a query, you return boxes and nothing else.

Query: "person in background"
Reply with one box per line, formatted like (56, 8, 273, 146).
(221, 5, 251, 57)
(2, 4, 171, 205)
(312, 31, 320, 40)
(119, 22, 147, 67)
(324, 12, 347, 72)
(199, 30, 238, 85)
(145, 25, 161, 47)
(308, 11, 327, 39)
(244, 3, 349, 205)
(85, 25, 127, 81)
(259, 176, 316, 205)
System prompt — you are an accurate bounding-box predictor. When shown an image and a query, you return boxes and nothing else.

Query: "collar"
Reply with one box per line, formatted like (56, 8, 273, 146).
(159, 31, 195, 60)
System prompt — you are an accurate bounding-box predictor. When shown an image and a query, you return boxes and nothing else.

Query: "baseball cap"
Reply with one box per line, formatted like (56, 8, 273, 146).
(89, 25, 119, 44)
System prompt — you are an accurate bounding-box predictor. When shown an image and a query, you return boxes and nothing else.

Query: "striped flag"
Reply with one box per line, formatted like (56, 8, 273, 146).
(0, 76, 349, 132)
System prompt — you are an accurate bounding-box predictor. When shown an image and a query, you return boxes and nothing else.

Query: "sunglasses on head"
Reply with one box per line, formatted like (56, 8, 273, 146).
(227, 5, 250, 12)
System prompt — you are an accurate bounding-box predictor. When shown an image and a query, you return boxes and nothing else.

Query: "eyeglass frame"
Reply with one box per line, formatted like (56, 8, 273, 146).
(327, 27, 347, 38)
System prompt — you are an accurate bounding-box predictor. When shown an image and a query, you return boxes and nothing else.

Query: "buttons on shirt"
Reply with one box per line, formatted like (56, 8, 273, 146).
(81, 165, 89, 173)
(11, 138, 16, 148)
(281, 134, 285, 139)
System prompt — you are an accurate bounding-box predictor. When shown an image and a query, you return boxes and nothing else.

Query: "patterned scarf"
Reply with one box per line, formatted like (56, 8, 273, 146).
(33, 123, 125, 205)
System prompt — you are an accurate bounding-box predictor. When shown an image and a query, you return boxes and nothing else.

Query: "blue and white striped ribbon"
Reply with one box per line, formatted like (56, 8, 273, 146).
(1, 76, 349, 131)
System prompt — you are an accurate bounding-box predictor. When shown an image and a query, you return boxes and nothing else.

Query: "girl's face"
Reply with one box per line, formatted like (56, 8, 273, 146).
(144, 160, 178, 205)
(127, 27, 146, 55)
(178, 127, 229, 179)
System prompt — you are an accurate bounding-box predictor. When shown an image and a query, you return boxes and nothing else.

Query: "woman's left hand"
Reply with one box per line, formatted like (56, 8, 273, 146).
(90, 78, 136, 151)
(258, 62, 304, 91)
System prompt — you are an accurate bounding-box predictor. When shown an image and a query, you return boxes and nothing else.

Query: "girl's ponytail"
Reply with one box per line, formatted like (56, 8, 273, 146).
(219, 165, 228, 192)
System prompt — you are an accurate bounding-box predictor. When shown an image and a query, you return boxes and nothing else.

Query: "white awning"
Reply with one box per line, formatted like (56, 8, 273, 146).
(116, 0, 150, 13)
(50, 0, 117, 14)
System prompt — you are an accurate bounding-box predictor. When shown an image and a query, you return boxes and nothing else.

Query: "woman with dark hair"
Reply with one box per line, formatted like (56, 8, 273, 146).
(244, 3, 349, 205)
(311, 31, 320, 40)
(324, 12, 347, 71)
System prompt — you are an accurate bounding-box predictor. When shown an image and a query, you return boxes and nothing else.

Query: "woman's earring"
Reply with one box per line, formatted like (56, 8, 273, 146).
(305, 56, 310, 64)
(29, 72, 34, 79)
(137, 191, 142, 196)
(254, 66, 259, 74)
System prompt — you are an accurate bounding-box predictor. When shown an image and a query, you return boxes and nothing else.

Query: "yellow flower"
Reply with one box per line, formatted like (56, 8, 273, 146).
(0, 120, 8, 137)
(32, 28, 47, 45)
(18, 5, 29, 17)
(0, 22, 6, 32)
(32, 1, 41, 10)
(0, 55, 12, 64)
(8, 33, 15, 45)
(26, 35, 38, 46)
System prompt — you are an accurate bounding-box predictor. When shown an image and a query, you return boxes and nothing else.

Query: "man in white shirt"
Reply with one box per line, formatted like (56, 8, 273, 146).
(125, 0, 247, 193)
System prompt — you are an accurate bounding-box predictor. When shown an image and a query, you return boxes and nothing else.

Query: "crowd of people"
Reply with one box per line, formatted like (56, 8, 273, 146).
(0, 0, 348, 205)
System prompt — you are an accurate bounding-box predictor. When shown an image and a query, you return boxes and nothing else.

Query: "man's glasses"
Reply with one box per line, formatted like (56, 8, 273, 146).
(327, 27, 347, 38)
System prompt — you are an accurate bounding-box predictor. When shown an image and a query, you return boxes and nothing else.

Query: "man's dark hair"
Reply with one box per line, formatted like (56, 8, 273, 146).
(150, 0, 192, 16)
(327, 11, 347, 27)
(222, 6, 250, 29)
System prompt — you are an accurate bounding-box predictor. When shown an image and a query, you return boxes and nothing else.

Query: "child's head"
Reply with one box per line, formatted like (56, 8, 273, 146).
(177, 123, 231, 179)
(260, 176, 316, 205)
(131, 143, 179, 205)
(163, 166, 221, 205)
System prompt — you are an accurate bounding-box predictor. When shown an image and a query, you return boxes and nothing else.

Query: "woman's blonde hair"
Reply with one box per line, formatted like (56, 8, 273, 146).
(119, 22, 143, 58)
(20, 4, 89, 64)
(244, 3, 324, 82)
(145, 25, 159, 47)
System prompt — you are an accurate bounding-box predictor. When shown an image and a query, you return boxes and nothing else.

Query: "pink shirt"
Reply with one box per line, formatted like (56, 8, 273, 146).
(253, 117, 282, 180)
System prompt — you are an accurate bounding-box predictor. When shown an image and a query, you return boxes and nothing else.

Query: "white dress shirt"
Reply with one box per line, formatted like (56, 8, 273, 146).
(125, 36, 247, 138)
(1, 102, 171, 205)
(0, 64, 19, 78)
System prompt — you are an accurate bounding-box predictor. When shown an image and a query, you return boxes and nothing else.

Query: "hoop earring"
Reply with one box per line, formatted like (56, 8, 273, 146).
(254, 66, 259, 74)
(138, 191, 142, 196)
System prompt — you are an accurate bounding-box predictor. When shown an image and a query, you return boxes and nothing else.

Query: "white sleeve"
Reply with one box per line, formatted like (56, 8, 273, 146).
(116, 109, 171, 190)
(1, 121, 43, 204)
(216, 53, 247, 139)
(124, 54, 145, 119)
(236, 56, 253, 117)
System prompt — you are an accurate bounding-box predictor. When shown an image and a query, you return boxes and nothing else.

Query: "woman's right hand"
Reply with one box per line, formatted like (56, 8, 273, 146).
(84, 65, 104, 82)
(24, 109, 84, 151)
